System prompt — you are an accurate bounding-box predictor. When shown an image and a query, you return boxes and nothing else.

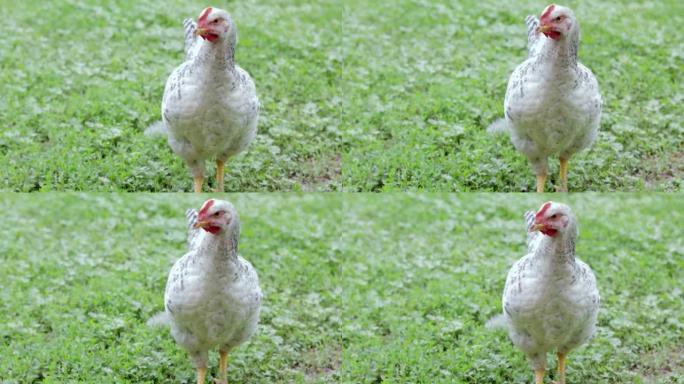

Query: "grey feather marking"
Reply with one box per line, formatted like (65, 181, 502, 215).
(525, 15, 542, 58)
(524, 210, 539, 253)
(186, 208, 201, 250)
(183, 18, 197, 60)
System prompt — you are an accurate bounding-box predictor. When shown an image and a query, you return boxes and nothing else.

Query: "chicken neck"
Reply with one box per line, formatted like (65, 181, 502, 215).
(198, 224, 240, 271)
(534, 224, 577, 268)
(194, 35, 237, 75)
(538, 29, 579, 71)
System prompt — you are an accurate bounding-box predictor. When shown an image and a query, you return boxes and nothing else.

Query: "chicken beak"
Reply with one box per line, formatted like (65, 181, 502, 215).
(194, 28, 209, 37)
(536, 24, 551, 34)
(529, 223, 545, 233)
(193, 220, 209, 229)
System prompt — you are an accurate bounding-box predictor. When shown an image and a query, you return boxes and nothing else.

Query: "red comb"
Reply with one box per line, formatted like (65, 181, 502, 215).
(540, 4, 556, 23)
(198, 199, 215, 218)
(535, 202, 552, 222)
(198, 7, 212, 26)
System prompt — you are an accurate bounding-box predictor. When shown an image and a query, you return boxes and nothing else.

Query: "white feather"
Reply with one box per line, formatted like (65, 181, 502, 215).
(144, 121, 167, 137)
(146, 311, 172, 327)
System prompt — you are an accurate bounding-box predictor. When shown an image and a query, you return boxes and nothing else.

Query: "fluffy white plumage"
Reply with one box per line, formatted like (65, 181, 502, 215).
(150, 7, 259, 193)
(154, 199, 262, 383)
(501, 4, 601, 192)
(502, 201, 599, 383)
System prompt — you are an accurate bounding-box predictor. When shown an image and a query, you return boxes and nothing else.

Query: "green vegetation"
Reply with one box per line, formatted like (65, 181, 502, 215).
(2, 1, 681, 191)
(0, 1, 341, 191)
(1, 194, 681, 382)
(0, 194, 341, 383)
(341, 0, 684, 191)
(340, 193, 683, 382)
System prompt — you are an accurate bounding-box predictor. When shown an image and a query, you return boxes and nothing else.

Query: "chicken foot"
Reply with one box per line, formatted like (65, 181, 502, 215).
(212, 350, 229, 384)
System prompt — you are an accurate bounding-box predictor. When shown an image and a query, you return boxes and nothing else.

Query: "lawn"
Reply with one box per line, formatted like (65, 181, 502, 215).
(1, 193, 682, 383)
(0, 193, 342, 383)
(3, 1, 681, 192)
(341, 0, 684, 191)
(0, 1, 342, 191)
(340, 193, 683, 382)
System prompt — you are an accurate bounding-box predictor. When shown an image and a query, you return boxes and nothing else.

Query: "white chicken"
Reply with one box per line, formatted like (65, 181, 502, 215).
(502, 201, 599, 384)
(148, 7, 259, 193)
(500, 4, 601, 192)
(150, 199, 262, 384)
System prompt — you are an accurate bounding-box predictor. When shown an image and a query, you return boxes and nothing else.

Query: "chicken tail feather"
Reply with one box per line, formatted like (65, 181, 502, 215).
(144, 121, 168, 137)
(485, 314, 507, 330)
(186, 208, 202, 250)
(486, 118, 510, 135)
(525, 16, 539, 42)
(147, 311, 172, 328)
(524, 210, 536, 231)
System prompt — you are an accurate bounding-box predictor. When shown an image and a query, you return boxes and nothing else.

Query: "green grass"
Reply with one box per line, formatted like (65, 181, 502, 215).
(341, 0, 684, 191)
(0, 1, 342, 191)
(339, 193, 683, 382)
(0, 194, 342, 383)
(1, 193, 682, 382)
(2, 1, 681, 192)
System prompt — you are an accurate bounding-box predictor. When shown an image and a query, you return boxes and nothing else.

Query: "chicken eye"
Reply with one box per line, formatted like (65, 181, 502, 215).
(554, 16, 563, 22)
(550, 214, 558, 219)
(212, 19, 221, 24)
(213, 211, 222, 217)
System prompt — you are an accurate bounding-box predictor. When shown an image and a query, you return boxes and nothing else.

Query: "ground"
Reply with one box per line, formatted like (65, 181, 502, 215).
(341, 0, 684, 191)
(0, 194, 342, 383)
(339, 193, 683, 382)
(0, 1, 342, 191)
(1, 1, 681, 192)
(1, 194, 682, 383)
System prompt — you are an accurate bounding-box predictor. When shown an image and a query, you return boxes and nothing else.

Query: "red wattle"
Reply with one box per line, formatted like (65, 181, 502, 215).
(203, 226, 221, 234)
(540, 227, 558, 237)
(201, 33, 219, 43)
(543, 30, 562, 40)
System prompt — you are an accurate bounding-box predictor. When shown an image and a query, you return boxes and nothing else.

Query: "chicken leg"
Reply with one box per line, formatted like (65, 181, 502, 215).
(536, 173, 547, 193)
(193, 176, 203, 193)
(558, 157, 569, 192)
(213, 350, 229, 384)
(197, 366, 207, 384)
(556, 352, 566, 384)
(215, 160, 225, 193)
(535, 369, 545, 384)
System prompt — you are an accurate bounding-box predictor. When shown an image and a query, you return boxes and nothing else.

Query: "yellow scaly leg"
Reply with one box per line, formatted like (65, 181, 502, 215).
(536, 174, 547, 193)
(557, 352, 566, 384)
(193, 176, 203, 193)
(559, 157, 569, 192)
(215, 160, 225, 193)
(197, 366, 207, 384)
(212, 350, 229, 384)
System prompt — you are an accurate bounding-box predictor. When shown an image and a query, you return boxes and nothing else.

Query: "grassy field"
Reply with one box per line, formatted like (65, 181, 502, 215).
(1, 193, 682, 383)
(0, 194, 342, 383)
(2, 1, 681, 192)
(0, 1, 342, 191)
(340, 194, 683, 382)
(341, 0, 684, 191)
